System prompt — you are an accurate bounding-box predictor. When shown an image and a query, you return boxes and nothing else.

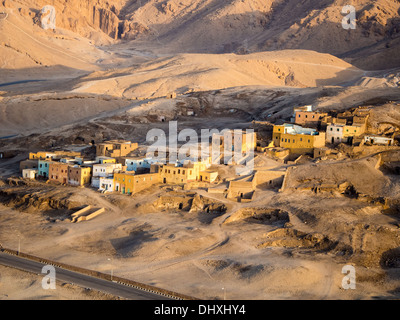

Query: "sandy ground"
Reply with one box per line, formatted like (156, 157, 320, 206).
(1, 150, 400, 300)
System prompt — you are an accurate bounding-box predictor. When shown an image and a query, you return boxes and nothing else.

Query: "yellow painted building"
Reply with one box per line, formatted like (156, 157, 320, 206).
(114, 172, 160, 195)
(159, 162, 207, 184)
(273, 124, 325, 155)
(343, 125, 364, 138)
(29, 152, 57, 160)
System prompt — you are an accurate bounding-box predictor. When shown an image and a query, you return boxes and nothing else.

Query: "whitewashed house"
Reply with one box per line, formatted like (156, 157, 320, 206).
(22, 169, 38, 180)
(91, 163, 122, 189)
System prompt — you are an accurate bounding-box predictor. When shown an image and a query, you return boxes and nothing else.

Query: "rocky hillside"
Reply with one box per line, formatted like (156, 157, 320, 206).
(2, 0, 399, 70)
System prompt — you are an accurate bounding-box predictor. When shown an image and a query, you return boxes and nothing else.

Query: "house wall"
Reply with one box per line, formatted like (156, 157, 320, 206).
(38, 160, 53, 178)
(343, 125, 365, 138)
(327, 124, 365, 144)
(277, 132, 325, 155)
(227, 180, 255, 200)
(68, 167, 92, 186)
(96, 156, 117, 164)
(19, 160, 38, 172)
(54, 151, 81, 158)
(364, 136, 394, 146)
(99, 178, 114, 192)
(22, 169, 38, 179)
(159, 163, 207, 184)
(49, 162, 70, 184)
(125, 158, 152, 172)
(254, 170, 286, 189)
(326, 125, 344, 144)
(114, 172, 160, 195)
(92, 163, 122, 178)
(295, 111, 327, 126)
(199, 171, 219, 183)
(96, 142, 138, 157)
(29, 152, 57, 160)
(159, 165, 193, 184)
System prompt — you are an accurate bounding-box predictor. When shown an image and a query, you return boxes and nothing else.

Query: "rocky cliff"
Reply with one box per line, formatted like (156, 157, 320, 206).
(1, 0, 399, 69)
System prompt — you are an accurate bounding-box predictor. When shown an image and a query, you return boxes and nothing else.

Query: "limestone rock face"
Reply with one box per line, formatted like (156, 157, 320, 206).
(1, 0, 399, 68)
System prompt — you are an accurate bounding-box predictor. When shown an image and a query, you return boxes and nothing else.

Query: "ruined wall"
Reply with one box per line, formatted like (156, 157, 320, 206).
(254, 170, 285, 189)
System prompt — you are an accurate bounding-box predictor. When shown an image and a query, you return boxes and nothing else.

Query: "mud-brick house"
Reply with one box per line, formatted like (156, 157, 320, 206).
(159, 162, 207, 185)
(227, 178, 255, 202)
(114, 172, 160, 195)
(96, 140, 138, 158)
(294, 111, 328, 127)
(48, 162, 71, 185)
(19, 159, 38, 172)
(198, 169, 219, 183)
(68, 166, 92, 187)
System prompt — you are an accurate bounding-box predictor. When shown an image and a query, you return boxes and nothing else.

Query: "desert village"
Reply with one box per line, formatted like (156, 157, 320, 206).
(15, 104, 398, 217)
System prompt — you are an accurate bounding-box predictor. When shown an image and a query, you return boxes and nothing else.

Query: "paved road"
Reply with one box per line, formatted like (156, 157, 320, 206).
(0, 252, 172, 300)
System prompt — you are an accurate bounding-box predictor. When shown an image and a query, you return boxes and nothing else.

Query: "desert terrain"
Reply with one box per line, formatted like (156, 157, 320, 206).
(0, 0, 400, 300)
